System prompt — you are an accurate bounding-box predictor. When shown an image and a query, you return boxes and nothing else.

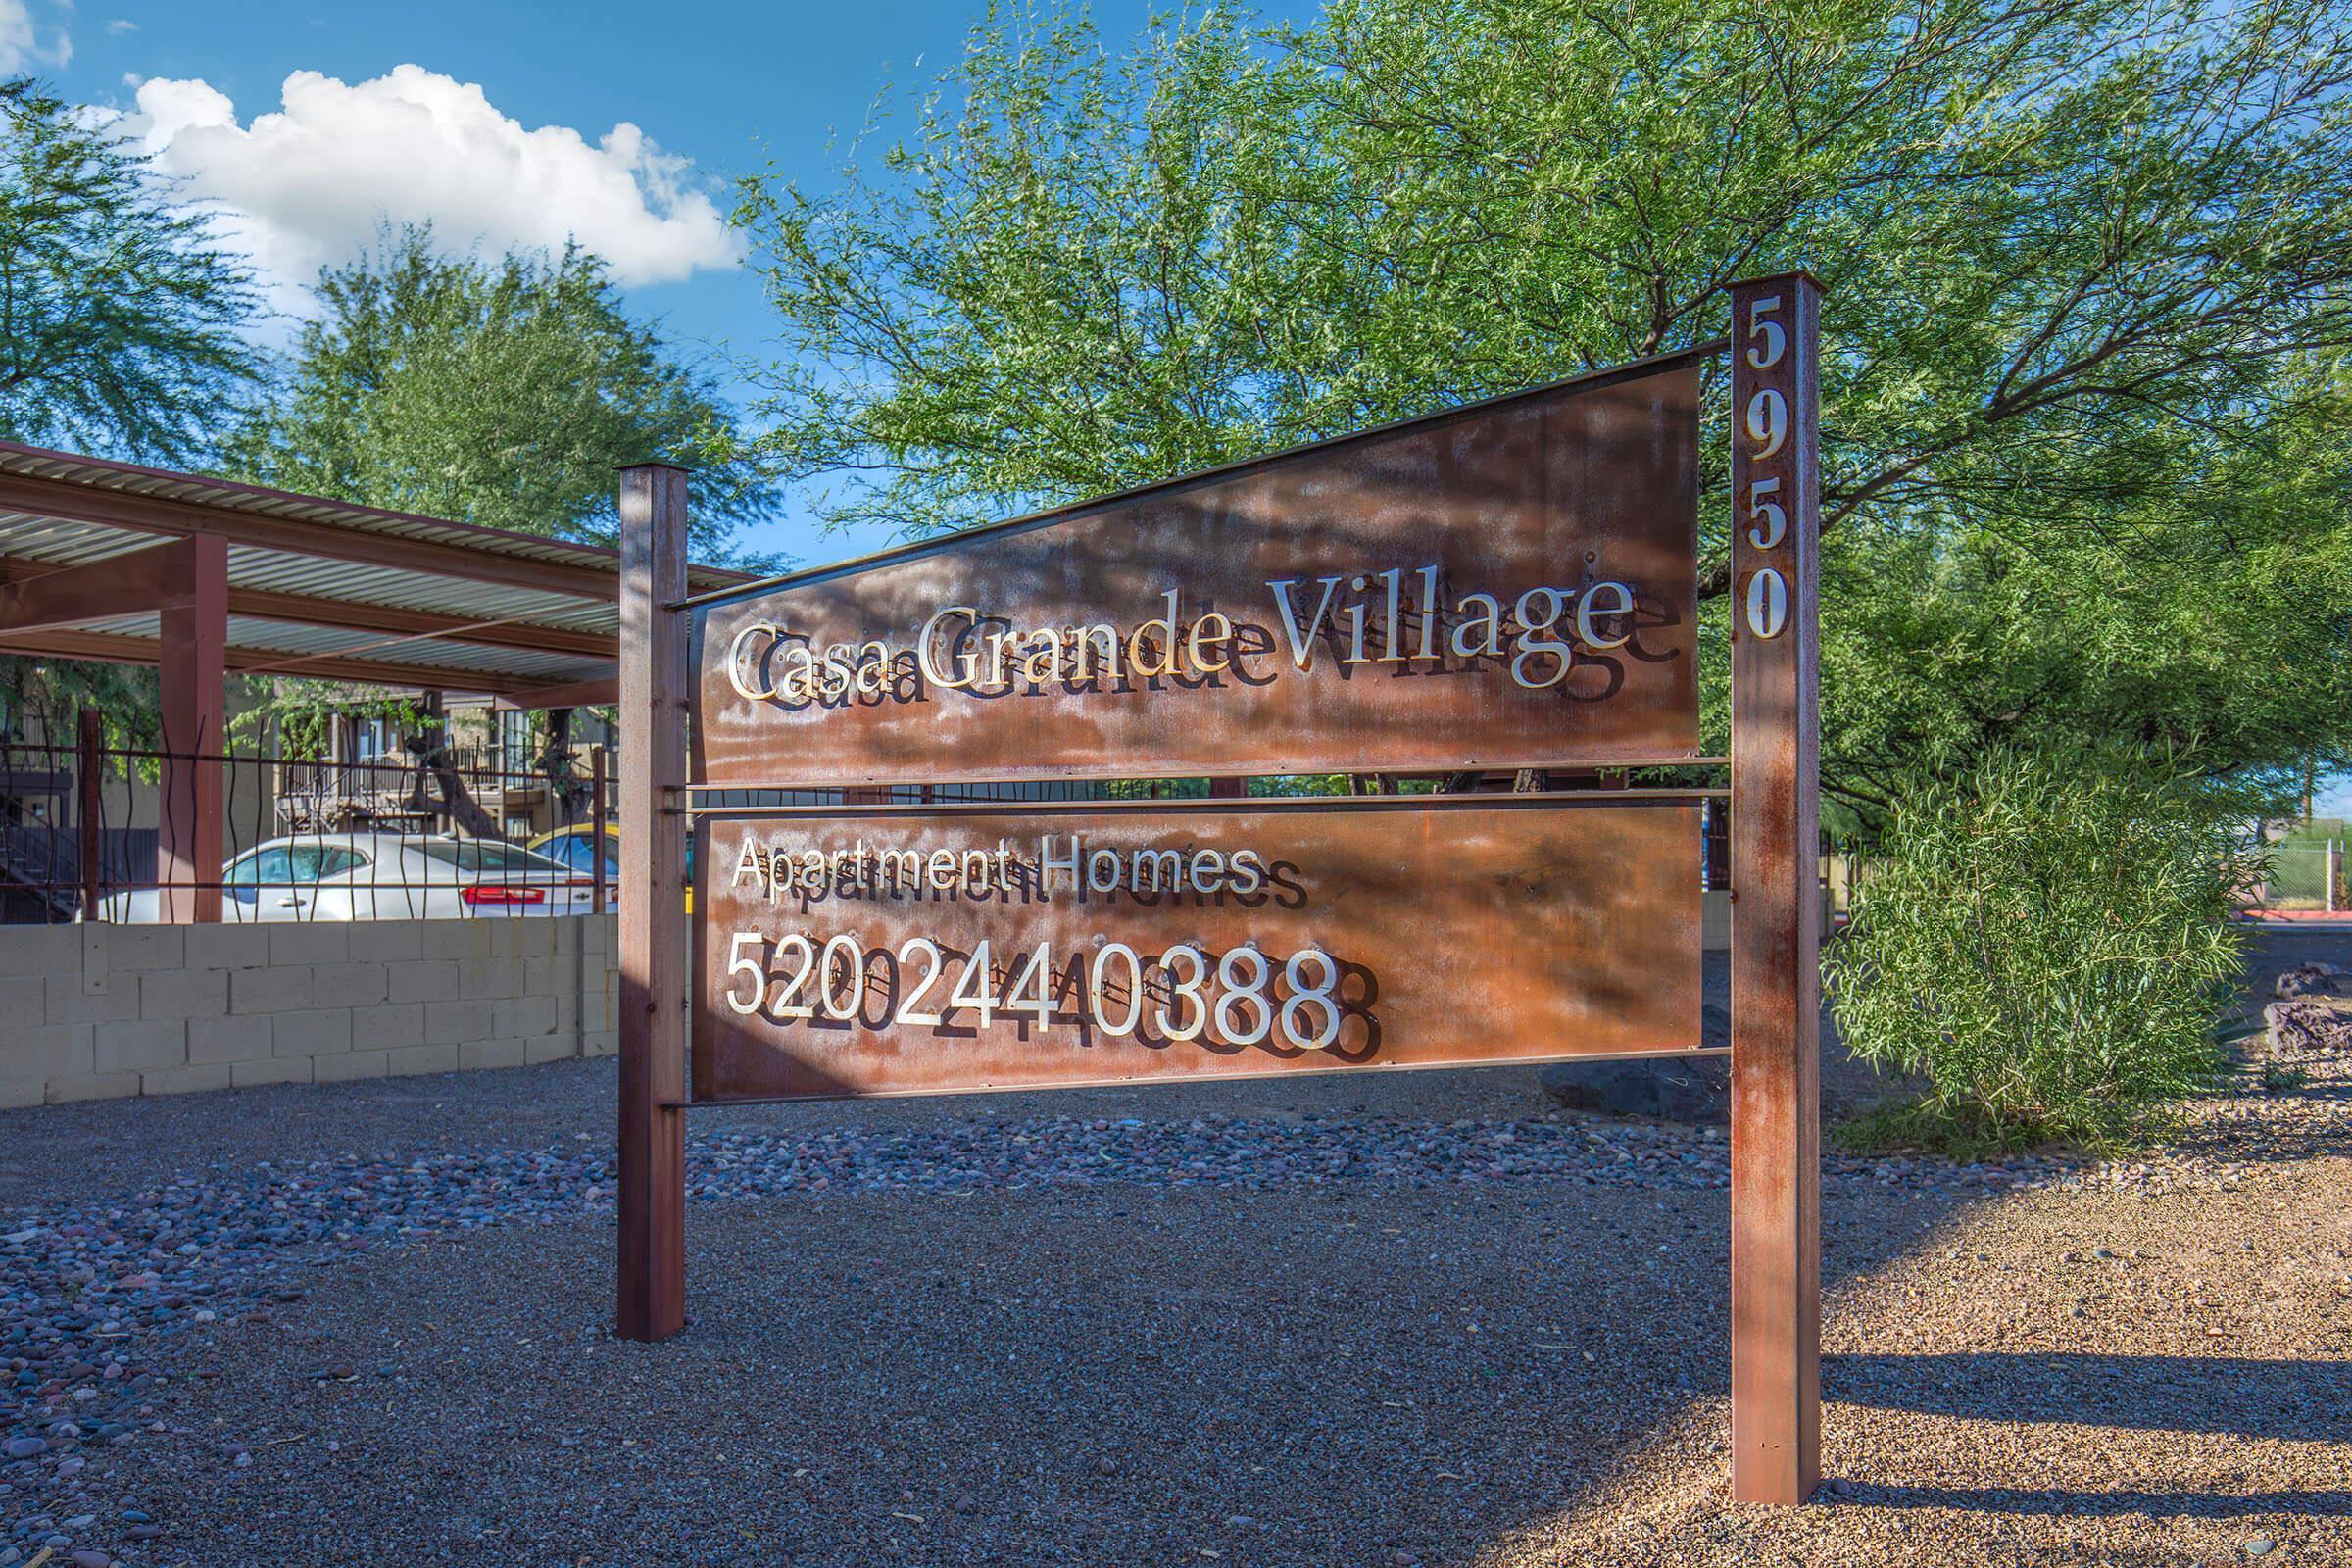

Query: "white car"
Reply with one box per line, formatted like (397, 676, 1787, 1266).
(102, 833, 601, 922)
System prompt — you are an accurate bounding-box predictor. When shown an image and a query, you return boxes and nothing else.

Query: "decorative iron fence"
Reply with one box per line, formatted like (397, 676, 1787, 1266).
(3, 714, 1740, 922)
(0, 718, 620, 924)
(0, 730, 1260, 922)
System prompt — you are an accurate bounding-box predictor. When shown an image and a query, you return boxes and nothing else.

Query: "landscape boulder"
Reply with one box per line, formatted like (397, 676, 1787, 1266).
(2273, 961, 2348, 999)
(1539, 1002, 1732, 1122)
(2260, 999, 2352, 1061)
(1539, 1054, 1733, 1122)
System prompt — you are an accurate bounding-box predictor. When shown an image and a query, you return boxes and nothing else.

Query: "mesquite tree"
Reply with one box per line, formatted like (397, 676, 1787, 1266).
(231, 226, 776, 560)
(0, 78, 263, 744)
(730, 0, 2352, 814)
(225, 229, 786, 787)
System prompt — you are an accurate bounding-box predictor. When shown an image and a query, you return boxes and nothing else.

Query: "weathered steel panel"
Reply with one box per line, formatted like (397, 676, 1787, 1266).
(690, 363, 1700, 787)
(1726, 272, 1823, 1502)
(690, 797, 1702, 1102)
(616, 464, 690, 1344)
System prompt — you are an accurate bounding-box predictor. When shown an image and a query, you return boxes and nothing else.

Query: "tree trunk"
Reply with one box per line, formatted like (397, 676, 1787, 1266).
(401, 698, 502, 838)
(545, 707, 586, 826)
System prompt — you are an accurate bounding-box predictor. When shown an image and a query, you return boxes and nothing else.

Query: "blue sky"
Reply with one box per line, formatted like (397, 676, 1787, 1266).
(8, 0, 1193, 565)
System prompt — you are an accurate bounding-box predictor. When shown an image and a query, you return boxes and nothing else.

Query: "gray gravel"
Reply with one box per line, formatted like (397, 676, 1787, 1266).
(1, 932, 2344, 1566)
(0, 948, 1897, 1223)
(0, 1043, 1619, 1216)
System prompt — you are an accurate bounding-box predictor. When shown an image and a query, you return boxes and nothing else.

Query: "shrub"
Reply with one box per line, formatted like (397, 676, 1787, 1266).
(1827, 747, 2263, 1152)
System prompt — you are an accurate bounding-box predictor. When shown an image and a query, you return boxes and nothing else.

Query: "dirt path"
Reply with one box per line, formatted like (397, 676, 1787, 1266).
(1510, 1132, 2352, 1565)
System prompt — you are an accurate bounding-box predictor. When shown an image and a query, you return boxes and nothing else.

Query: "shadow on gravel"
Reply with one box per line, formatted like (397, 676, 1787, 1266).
(36, 1177, 2009, 1566)
(12, 930, 2335, 1564)
(1830, 1351, 2352, 1442)
(1854, 1484, 2352, 1519)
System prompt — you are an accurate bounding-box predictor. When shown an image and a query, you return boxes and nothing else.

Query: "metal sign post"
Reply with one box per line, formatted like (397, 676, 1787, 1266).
(616, 462, 690, 1344)
(1726, 270, 1824, 1504)
(613, 295, 1825, 1503)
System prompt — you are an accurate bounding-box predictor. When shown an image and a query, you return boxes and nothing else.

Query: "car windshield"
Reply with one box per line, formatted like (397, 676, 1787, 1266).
(415, 842, 568, 874)
(289, 845, 368, 881)
(544, 833, 619, 874)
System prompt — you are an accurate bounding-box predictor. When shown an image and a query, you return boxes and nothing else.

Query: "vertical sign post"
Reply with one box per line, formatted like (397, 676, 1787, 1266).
(1726, 271, 1823, 1502)
(616, 463, 691, 1342)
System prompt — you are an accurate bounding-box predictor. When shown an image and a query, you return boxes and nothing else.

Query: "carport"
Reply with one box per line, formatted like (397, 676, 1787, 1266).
(0, 443, 748, 919)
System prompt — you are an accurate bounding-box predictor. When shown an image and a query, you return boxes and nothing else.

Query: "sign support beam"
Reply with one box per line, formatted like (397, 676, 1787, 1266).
(616, 463, 691, 1343)
(1725, 270, 1824, 1503)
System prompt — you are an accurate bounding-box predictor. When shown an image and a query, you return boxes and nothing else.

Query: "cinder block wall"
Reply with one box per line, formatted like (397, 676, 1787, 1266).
(0, 917, 620, 1108)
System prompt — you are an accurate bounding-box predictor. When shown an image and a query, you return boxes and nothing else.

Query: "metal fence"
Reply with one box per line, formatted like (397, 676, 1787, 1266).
(0, 718, 621, 924)
(3, 715, 1739, 923)
(0, 735, 1300, 922)
(2261, 835, 2346, 912)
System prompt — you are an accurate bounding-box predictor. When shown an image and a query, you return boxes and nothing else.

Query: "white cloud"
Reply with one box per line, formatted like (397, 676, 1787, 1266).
(0, 0, 73, 73)
(106, 19, 138, 35)
(122, 64, 740, 292)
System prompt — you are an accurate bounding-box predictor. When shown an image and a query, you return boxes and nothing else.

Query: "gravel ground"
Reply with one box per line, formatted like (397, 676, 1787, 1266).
(1, 933, 2345, 1566)
(0, 951, 1885, 1214)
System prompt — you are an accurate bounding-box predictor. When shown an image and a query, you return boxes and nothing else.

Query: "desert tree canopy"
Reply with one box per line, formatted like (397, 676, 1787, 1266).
(231, 227, 777, 564)
(732, 0, 2352, 813)
(0, 77, 265, 741)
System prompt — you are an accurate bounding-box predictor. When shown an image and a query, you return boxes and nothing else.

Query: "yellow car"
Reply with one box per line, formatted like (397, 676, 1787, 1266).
(523, 824, 694, 911)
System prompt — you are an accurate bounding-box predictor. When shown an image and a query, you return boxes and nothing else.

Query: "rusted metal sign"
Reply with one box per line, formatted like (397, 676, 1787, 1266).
(626, 287, 1823, 1513)
(688, 355, 1702, 787)
(689, 797, 1701, 1102)
(1727, 273, 1825, 1504)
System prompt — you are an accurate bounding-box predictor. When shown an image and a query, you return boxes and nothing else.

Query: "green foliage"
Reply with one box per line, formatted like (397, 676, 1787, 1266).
(1829, 1095, 2055, 1162)
(730, 0, 2352, 809)
(229, 227, 778, 561)
(1826, 747, 2263, 1150)
(0, 659, 160, 750)
(2259, 1061, 2310, 1094)
(1823, 355, 2352, 819)
(226, 681, 431, 761)
(0, 77, 263, 460)
(0, 77, 262, 739)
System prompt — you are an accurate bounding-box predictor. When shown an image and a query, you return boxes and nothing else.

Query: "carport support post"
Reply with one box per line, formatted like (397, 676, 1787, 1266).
(616, 463, 690, 1342)
(76, 706, 103, 919)
(1726, 270, 1823, 1504)
(158, 536, 226, 924)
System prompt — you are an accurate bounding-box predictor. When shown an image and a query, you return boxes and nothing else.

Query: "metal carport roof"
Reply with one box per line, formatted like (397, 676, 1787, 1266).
(0, 442, 751, 702)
